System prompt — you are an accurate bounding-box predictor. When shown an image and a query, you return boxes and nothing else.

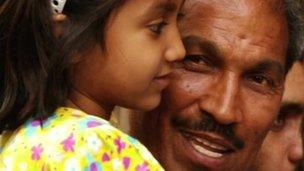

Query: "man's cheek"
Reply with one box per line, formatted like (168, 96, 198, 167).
(240, 117, 274, 145)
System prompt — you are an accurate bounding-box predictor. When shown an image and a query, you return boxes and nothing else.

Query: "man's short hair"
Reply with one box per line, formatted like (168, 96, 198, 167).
(285, 0, 304, 66)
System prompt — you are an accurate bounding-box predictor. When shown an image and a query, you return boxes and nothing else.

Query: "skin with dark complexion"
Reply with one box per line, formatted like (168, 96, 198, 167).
(130, 0, 289, 170)
(253, 61, 304, 171)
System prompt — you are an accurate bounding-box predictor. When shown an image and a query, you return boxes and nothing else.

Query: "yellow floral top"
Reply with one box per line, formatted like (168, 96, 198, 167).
(0, 107, 163, 171)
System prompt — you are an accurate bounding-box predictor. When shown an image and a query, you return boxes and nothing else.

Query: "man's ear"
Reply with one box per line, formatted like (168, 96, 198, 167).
(53, 13, 67, 38)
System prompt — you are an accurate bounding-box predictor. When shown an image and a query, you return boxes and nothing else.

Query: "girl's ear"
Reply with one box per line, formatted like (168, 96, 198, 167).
(53, 13, 67, 37)
(53, 13, 66, 22)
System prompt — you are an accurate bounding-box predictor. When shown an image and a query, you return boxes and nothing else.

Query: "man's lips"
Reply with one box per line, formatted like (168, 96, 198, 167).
(180, 129, 236, 158)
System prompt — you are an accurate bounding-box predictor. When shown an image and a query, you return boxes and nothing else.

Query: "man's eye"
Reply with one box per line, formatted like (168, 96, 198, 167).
(183, 55, 209, 65)
(182, 55, 214, 73)
(177, 12, 185, 21)
(149, 21, 168, 34)
(271, 113, 286, 132)
(248, 75, 274, 86)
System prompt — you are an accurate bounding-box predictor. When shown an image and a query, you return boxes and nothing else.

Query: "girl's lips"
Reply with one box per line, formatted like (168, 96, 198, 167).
(153, 72, 171, 88)
(155, 71, 171, 79)
(153, 77, 170, 89)
(155, 66, 172, 79)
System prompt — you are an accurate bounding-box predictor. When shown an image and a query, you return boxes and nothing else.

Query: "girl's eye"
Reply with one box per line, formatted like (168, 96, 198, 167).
(149, 21, 168, 34)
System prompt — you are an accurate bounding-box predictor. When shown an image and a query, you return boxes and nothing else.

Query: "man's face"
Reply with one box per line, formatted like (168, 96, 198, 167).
(253, 61, 304, 171)
(131, 0, 289, 170)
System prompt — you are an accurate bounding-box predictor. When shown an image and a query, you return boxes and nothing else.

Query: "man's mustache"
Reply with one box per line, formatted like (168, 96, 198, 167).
(171, 111, 245, 150)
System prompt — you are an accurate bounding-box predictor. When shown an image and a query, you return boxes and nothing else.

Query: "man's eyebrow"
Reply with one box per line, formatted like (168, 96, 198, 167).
(183, 35, 223, 65)
(182, 35, 286, 76)
(285, 102, 304, 137)
(245, 59, 285, 80)
(279, 102, 304, 116)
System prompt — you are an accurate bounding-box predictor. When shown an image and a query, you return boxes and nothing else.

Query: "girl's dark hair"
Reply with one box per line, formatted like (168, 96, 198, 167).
(0, 0, 124, 133)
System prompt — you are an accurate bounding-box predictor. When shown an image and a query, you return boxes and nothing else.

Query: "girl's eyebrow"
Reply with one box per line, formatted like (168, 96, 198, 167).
(145, 0, 178, 16)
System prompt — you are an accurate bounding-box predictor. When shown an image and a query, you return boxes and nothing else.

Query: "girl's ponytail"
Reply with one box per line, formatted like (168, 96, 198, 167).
(0, 0, 57, 132)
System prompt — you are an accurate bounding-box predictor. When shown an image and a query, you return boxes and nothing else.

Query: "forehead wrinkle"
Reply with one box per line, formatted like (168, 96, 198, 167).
(258, 0, 285, 14)
(181, 0, 287, 48)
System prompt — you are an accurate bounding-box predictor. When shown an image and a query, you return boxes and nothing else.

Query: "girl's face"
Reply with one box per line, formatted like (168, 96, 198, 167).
(72, 0, 185, 113)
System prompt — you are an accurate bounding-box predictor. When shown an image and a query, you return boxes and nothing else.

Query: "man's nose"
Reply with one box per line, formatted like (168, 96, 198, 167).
(288, 130, 304, 163)
(198, 72, 243, 125)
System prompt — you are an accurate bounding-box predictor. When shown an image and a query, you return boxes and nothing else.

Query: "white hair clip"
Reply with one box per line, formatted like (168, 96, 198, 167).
(51, 0, 67, 14)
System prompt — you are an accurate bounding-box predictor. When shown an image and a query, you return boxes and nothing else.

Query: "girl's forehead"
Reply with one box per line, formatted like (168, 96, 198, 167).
(118, 0, 181, 20)
(134, 0, 180, 13)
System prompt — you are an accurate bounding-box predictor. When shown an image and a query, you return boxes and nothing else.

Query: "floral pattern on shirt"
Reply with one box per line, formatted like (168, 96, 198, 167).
(0, 107, 163, 171)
